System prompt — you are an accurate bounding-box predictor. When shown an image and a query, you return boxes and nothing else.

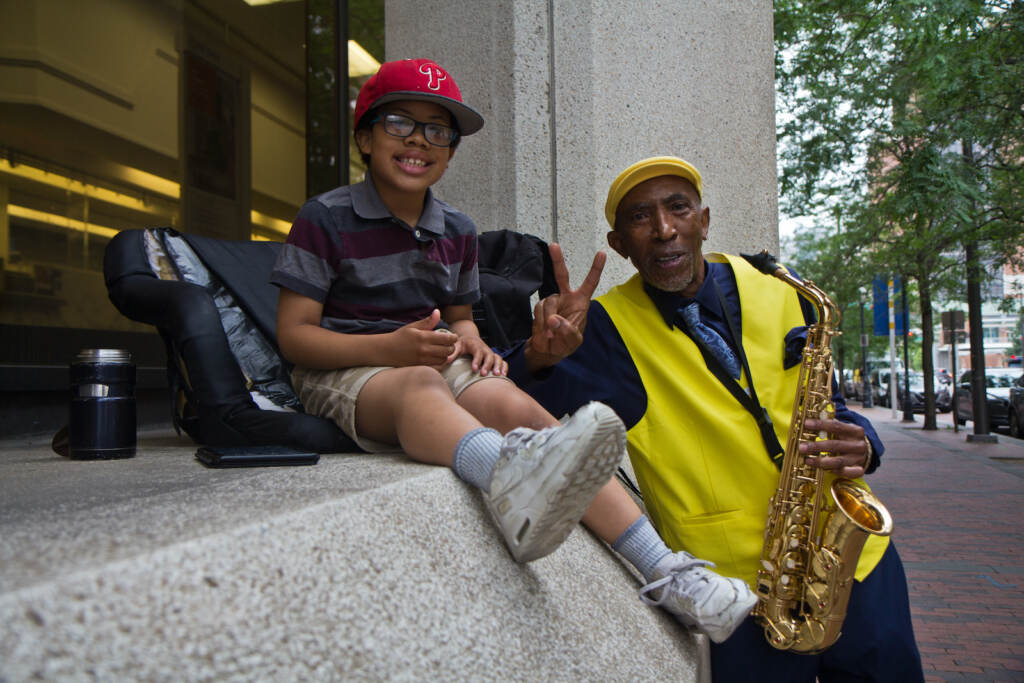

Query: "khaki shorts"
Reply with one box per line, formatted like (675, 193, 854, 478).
(291, 357, 512, 453)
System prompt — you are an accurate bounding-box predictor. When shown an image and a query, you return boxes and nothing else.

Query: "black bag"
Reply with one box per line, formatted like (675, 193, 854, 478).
(472, 230, 556, 348)
(102, 227, 552, 452)
(103, 228, 360, 453)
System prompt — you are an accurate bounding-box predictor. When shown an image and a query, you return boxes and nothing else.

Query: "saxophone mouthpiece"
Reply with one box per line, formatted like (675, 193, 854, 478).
(741, 250, 781, 276)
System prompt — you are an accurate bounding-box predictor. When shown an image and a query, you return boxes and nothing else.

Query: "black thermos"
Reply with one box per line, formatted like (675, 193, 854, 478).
(68, 348, 136, 459)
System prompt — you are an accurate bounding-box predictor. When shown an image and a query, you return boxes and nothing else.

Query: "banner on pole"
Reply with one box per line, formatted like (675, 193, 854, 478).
(872, 276, 888, 336)
(872, 275, 906, 336)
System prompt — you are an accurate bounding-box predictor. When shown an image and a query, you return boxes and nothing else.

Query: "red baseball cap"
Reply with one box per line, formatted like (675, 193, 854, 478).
(353, 58, 484, 136)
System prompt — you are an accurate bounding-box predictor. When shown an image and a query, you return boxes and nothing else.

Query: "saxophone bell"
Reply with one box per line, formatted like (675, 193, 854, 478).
(832, 480, 893, 537)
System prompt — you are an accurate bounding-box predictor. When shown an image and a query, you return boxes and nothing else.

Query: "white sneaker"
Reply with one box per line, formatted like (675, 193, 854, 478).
(639, 551, 758, 643)
(485, 402, 625, 563)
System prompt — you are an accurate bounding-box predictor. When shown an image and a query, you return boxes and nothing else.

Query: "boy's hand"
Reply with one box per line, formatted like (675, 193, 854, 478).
(390, 310, 458, 369)
(448, 336, 508, 377)
(525, 243, 605, 372)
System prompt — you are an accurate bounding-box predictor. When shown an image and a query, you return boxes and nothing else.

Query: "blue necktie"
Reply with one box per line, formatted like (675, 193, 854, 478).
(679, 302, 742, 380)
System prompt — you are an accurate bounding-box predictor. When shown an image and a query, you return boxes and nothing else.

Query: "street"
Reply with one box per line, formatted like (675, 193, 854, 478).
(859, 405, 1024, 681)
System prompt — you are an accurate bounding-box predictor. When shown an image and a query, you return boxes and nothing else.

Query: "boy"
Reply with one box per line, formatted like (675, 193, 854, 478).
(270, 57, 624, 564)
(271, 58, 753, 642)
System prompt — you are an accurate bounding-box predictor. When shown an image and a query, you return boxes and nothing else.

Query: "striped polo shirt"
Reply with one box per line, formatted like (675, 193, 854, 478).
(270, 176, 479, 335)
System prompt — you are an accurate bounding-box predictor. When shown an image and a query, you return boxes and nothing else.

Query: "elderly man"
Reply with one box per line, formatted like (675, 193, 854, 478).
(507, 157, 923, 682)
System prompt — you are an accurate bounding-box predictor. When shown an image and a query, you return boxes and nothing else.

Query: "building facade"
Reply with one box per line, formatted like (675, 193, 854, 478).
(0, 0, 777, 435)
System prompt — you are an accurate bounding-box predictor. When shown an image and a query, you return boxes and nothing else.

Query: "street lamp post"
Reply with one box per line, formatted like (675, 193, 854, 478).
(859, 286, 873, 409)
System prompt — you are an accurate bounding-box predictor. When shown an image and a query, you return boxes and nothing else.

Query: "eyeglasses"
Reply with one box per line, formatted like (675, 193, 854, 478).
(370, 113, 459, 147)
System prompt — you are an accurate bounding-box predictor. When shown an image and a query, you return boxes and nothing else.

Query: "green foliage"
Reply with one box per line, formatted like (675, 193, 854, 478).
(776, 1, 1024, 424)
(777, 0, 1024, 271)
(305, 0, 384, 194)
(306, 0, 343, 196)
(349, 0, 385, 62)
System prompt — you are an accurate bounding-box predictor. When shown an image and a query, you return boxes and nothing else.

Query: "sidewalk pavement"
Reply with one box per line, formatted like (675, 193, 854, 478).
(860, 405, 1024, 682)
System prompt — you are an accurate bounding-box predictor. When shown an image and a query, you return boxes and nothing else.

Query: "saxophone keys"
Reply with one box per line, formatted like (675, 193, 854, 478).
(797, 617, 827, 649)
(766, 621, 797, 649)
(782, 551, 805, 573)
(786, 504, 811, 525)
(810, 546, 841, 581)
(775, 571, 801, 599)
(804, 579, 834, 617)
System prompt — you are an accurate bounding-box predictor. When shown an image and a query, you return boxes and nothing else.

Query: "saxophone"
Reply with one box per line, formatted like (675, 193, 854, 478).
(744, 251, 893, 654)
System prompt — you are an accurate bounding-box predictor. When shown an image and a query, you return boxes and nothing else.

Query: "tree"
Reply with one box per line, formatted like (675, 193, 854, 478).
(783, 214, 876, 396)
(775, 0, 1024, 430)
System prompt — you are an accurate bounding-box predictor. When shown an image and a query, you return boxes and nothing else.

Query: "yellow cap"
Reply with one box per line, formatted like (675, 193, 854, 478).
(604, 156, 703, 228)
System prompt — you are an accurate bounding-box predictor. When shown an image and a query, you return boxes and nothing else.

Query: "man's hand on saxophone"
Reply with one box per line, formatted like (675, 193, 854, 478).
(799, 417, 872, 478)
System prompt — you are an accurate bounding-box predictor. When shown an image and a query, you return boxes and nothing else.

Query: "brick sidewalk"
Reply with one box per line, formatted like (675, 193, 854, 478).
(861, 406, 1024, 682)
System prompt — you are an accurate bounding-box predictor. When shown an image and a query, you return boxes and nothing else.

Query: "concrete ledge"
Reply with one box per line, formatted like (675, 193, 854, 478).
(1, 430, 705, 680)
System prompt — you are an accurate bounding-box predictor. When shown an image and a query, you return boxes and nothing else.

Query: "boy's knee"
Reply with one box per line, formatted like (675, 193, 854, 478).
(506, 387, 544, 415)
(398, 365, 449, 390)
(476, 384, 552, 430)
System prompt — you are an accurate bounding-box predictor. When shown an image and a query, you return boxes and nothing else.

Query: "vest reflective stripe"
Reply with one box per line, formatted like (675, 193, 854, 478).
(598, 253, 888, 587)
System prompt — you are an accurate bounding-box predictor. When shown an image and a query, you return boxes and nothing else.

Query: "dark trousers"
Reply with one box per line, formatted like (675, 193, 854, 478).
(710, 544, 924, 683)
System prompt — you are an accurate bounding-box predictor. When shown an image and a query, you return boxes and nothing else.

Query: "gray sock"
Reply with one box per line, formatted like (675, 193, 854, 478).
(612, 515, 672, 581)
(452, 427, 504, 491)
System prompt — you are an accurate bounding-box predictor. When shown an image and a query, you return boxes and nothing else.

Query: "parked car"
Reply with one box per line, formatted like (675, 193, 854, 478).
(870, 369, 895, 407)
(875, 370, 952, 413)
(954, 367, 1023, 431)
(934, 374, 953, 413)
(901, 371, 952, 413)
(841, 369, 858, 400)
(1009, 373, 1024, 439)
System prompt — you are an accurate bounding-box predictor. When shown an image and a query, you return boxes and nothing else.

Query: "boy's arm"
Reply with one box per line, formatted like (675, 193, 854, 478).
(442, 304, 507, 376)
(443, 304, 480, 339)
(277, 288, 457, 370)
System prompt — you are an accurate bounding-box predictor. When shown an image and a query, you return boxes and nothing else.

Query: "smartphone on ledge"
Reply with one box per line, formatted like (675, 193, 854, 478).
(195, 445, 320, 468)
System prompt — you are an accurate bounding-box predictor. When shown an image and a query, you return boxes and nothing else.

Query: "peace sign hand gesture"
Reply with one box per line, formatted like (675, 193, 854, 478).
(524, 242, 606, 373)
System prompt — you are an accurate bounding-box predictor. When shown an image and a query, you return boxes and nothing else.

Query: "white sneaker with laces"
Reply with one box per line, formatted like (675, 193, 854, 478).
(485, 401, 625, 563)
(639, 551, 758, 643)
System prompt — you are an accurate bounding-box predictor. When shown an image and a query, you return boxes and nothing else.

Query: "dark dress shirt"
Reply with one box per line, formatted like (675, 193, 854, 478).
(505, 259, 883, 471)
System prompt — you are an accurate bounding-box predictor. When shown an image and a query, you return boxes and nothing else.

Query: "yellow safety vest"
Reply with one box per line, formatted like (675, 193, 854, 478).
(597, 253, 888, 587)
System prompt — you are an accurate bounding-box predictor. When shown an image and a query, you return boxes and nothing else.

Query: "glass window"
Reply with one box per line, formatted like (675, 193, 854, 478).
(347, 0, 385, 184)
(0, 0, 383, 385)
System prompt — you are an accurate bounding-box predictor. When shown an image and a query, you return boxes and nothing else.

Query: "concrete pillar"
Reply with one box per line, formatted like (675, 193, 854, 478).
(387, 0, 777, 293)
